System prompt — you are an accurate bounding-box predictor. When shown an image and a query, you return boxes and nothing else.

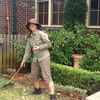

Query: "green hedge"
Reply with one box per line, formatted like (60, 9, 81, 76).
(51, 63, 100, 94)
(80, 34, 100, 71)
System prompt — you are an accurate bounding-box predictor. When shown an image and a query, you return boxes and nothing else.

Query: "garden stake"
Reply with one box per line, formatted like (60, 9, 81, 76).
(0, 66, 22, 88)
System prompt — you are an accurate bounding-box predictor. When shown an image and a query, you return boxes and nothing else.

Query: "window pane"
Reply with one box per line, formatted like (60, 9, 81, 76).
(53, 3, 58, 12)
(99, 0, 100, 10)
(38, 1, 48, 25)
(91, 0, 98, 10)
(44, 2, 48, 12)
(39, 14, 43, 24)
(44, 14, 48, 24)
(90, 11, 97, 25)
(99, 11, 100, 25)
(53, 13, 58, 25)
(39, 2, 43, 13)
(59, 13, 64, 25)
(52, 0, 64, 25)
(59, 3, 64, 12)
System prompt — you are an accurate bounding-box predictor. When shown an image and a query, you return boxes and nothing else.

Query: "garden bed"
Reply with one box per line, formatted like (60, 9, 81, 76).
(0, 74, 87, 100)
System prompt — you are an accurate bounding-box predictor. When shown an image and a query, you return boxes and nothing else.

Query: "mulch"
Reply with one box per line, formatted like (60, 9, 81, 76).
(0, 72, 87, 100)
(0, 73, 49, 90)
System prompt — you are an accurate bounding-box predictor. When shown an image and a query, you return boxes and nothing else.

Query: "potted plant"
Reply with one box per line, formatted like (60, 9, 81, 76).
(72, 23, 89, 68)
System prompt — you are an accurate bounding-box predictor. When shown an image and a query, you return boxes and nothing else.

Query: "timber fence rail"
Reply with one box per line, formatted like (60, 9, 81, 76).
(0, 34, 27, 73)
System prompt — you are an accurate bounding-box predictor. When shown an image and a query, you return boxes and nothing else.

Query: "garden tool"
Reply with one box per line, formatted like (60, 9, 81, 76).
(0, 53, 32, 88)
(0, 66, 22, 88)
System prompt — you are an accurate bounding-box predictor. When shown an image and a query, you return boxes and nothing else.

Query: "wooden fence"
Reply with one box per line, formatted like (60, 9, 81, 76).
(0, 34, 27, 73)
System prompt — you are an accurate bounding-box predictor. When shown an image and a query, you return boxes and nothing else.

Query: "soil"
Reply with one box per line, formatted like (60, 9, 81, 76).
(0, 73, 87, 100)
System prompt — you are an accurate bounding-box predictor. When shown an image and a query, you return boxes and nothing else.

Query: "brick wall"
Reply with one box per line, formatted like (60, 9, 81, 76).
(0, 0, 7, 34)
(16, 0, 35, 34)
(0, 0, 35, 34)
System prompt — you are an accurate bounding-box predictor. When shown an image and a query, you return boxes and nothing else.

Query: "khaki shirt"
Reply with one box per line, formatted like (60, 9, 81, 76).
(22, 30, 51, 63)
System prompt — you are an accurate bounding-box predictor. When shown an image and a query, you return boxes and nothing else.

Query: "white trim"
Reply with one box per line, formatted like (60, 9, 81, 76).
(86, 0, 100, 28)
(86, 0, 90, 27)
(48, 0, 51, 26)
(42, 25, 63, 28)
(86, 26, 100, 28)
(35, 0, 38, 21)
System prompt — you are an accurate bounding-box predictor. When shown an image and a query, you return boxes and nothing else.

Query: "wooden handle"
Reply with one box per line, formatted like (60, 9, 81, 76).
(9, 67, 22, 82)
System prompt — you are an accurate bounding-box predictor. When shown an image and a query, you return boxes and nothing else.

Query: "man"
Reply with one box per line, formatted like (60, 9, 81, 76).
(20, 18, 57, 100)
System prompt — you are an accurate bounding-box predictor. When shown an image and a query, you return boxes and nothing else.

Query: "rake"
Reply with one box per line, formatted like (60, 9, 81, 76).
(0, 54, 31, 88)
(0, 66, 22, 88)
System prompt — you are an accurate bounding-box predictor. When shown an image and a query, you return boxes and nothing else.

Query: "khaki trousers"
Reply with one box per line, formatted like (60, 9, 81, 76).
(31, 56, 53, 84)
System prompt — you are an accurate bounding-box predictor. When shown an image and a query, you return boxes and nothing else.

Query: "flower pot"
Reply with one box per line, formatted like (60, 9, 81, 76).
(72, 54, 83, 68)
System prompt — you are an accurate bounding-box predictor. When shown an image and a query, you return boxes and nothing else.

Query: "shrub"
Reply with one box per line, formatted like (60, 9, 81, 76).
(14, 39, 33, 72)
(55, 84, 87, 99)
(80, 34, 100, 71)
(72, 23, 90, 54)
(14, 39, 27, 63)
(48, 25, 98, 65)
(51, 63, 100, 94)
(48, 29, 74, 65)
(64, 0, 87, 31)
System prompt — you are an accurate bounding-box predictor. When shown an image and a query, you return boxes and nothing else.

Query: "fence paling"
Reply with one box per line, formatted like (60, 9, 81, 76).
(0, 34, 26, 73)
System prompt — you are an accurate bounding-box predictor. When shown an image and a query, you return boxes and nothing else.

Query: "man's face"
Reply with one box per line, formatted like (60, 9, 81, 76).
(29, 23, 37, 31)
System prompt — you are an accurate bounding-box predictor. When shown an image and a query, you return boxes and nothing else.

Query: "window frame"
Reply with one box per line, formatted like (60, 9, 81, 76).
(86, 0, 100, 28)
(35, 0, 63, 27)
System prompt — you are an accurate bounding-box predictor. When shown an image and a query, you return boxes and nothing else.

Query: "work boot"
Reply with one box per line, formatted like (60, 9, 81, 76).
(50, 94, 57, 100)
(32, 88, 42, 94)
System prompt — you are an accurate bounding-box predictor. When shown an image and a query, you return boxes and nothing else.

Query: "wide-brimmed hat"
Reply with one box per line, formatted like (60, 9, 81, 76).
(26, 18, 41, 30)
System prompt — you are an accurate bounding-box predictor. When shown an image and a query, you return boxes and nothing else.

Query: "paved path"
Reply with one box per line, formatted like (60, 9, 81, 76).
(86, 91, 100, 100)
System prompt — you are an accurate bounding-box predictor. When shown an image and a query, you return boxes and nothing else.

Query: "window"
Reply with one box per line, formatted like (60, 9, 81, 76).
(37, 0, 64, 26)
(38, 1, 48, 25)
(52, 0, 64, 25)
(87, 0, 100, 27)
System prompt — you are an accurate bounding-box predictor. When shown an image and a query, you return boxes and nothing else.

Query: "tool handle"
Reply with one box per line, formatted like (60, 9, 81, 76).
(9, 53, 31, 83)
(9, 67, 22, 82)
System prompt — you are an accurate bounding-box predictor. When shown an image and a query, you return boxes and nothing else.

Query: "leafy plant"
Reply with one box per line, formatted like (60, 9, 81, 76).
(14, 39, 27, 63)
(72, 23, 91, 54)
(80, 34, 100, 71)
(64, 0, 87, 31)
(51, 63, 100, 94)
(13, 39, 33, 73)
(48, 29, 74, 65)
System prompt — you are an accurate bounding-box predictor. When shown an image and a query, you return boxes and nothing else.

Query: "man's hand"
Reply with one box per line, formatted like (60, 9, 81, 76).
(33, 46, 40, 51)
(20, 62, 25, 68)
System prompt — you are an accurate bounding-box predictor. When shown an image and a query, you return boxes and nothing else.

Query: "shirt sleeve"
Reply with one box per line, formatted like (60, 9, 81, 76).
(39, 32, 52, 50)
(22, 39, 31, 63)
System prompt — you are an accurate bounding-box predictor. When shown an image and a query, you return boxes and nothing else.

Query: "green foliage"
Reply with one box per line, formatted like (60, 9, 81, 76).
(48, 29, 74, 65)
(80, 34, 100, 71)
(71, 23, 99, 54)
(48, 25, 98, 66)
(51, 63, 100, 94)
(72, 23, 89, 54)
(64, 0, 87, 31)
(14, 39, 33, 72)
(14, 39, 27, 63)
(55, 84, 87, 99)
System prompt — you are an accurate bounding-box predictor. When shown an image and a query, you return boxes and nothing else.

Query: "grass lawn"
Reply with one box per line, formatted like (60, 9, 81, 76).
(0, 77, 68, 100)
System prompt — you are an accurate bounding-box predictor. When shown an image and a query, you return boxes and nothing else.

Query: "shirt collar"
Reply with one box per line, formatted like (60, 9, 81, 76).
(31, 30, 38, 37)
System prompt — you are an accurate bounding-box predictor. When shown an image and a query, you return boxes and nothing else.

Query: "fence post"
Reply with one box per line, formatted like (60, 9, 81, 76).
(0, 37, 4, 73)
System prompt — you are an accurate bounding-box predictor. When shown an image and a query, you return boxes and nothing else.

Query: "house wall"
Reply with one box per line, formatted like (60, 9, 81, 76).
(0, 0, 35, 34)
(0, 0, 99, 34)
(0, 0, 8, 34)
